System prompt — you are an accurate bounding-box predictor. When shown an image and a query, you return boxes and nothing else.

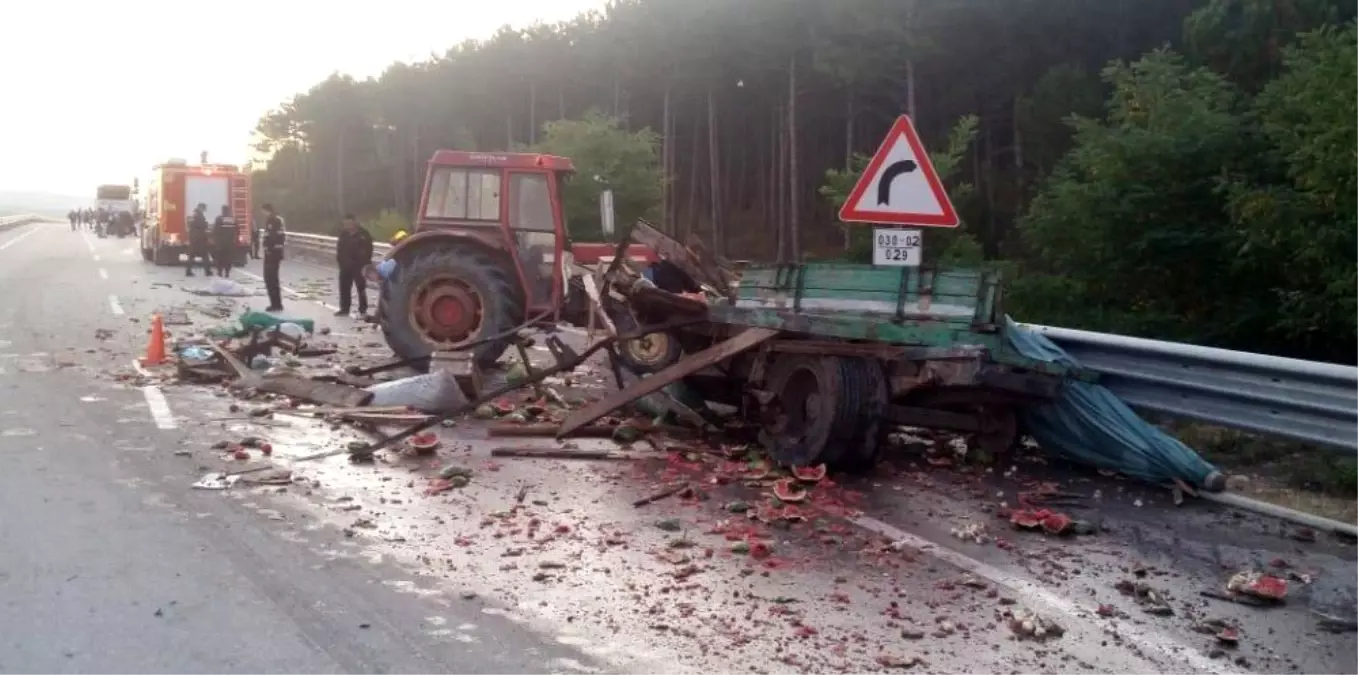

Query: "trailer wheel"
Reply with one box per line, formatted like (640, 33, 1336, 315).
(381, 246, 523, 368)
(975, 406, 1019, 467)
(140, 246, 153, 262)
(760, 355, 857, 467)
(835, 357, 889, 472)
(609, 311, 683, 374)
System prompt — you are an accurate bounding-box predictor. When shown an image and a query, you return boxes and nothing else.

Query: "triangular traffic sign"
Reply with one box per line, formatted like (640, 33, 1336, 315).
(838, 115, 959, 227)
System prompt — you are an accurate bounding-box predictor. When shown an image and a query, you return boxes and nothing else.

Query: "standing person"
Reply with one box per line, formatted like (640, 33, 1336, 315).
(212, 205, 238, 277)
(249, 212, 261, 259)
(334, 214, 374, 317)
(185, 203, 213, 277)
(68, 210, 77, 231)
(260, 203, 286, 311)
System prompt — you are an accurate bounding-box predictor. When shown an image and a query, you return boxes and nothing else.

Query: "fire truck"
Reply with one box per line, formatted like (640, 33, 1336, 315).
(140, 159, 251, 266)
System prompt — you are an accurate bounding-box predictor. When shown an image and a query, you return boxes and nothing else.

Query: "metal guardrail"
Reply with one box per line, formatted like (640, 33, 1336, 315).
(285, 231, 390, 263)
(0, 214, 42, 230)
(1027, 324, 1358, 453)
(284, 231, 1358, 452)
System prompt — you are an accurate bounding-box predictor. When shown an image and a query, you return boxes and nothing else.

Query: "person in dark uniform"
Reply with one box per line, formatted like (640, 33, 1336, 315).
(334, 214, 374, 317)
(185, 203, 213, 277)
(249, 216, 261, 259)
(261, 203, 286, 311)
(212, 205, 238, 277)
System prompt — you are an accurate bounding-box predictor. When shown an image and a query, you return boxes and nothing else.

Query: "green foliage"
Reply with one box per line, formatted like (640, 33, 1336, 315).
(529, 110, 663, 240)
(819, 115, 982, 264)
(366, 209, 411, 242)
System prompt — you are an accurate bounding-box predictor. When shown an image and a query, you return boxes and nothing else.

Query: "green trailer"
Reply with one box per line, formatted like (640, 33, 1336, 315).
(568, 255, 1078, 470)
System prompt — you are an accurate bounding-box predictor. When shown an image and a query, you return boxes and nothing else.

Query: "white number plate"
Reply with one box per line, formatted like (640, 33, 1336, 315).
(872, 228, 922, 267)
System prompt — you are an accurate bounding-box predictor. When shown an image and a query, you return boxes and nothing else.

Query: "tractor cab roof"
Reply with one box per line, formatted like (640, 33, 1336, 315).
(428, 150, 575, 173)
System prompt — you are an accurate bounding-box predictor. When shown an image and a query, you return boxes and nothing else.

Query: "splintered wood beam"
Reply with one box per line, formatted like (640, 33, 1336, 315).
(556, 326, 778, 438)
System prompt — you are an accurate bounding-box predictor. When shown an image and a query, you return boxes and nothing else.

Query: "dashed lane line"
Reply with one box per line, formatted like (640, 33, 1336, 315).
(131, 359, 177, 430)
(0, 225, 43, 251)
(98, 268, 109, 280)
(108, 295, 125, 315)
(93, 254, 101, 262)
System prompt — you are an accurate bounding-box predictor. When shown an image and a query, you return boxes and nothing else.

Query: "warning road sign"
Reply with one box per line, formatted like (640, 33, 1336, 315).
(838, 115, 959, 228)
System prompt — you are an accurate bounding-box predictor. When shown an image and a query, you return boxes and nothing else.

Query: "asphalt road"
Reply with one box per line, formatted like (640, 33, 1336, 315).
(1, 220, 1353, 674)
(0, 222, 610, 674)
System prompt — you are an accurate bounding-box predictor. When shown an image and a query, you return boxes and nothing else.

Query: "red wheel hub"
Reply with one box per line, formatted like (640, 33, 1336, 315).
(409, 275, 484, 347)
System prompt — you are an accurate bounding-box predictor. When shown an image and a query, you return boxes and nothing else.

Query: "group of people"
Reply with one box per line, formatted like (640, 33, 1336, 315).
(182, 202, 288, 312)
(68, 208, 133, 236)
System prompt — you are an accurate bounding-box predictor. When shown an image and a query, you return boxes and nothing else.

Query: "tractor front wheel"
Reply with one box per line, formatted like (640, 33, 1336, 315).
(381, 247, 523, 368)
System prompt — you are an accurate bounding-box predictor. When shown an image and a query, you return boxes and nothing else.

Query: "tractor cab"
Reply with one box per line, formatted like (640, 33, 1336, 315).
(378, 151, 579, 368)
(416, 150, 574, 310)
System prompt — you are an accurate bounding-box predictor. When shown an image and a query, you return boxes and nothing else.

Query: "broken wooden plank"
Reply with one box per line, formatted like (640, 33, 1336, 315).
(489, 446, 643, 461)
(557, 326, 779, 438)
(487, 422, 697, 438)
(630, 220, 726, 294)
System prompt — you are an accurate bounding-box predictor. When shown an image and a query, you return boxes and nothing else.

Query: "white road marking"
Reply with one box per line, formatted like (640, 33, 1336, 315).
(98, 268, 109, 280)
(850, 516, 1235, 674)
(93, 254, 101, 262)
(0, 225, 42, 251)
(81, 232, 96, 252)
(108, 295, 125, 315)
(141, 386, 177, 430)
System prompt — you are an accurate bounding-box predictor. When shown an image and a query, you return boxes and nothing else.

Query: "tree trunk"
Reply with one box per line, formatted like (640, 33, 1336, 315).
(787, 52, 801, 263)
(612, 76, 621, 117)
(335, 128, 346, 216)
(905, 59, 918, 120)
(685, 117, 700, 240)
(528, 82, 537, 144)
(776, 105, 788, 263)
(409, 125, 421, 217)
(707, 87, 722, 256)
(1012, 95, 1025, 230)
(661, 85, 672, 233)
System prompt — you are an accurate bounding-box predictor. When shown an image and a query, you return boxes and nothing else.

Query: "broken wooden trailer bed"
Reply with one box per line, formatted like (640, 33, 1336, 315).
(575, 243, 1078, 470)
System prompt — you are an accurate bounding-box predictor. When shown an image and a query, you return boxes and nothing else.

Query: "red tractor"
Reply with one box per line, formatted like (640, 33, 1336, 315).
(376, 150, 661, 368)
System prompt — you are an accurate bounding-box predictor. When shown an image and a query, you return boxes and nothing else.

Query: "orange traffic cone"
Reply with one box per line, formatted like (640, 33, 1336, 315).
(140, 314, 167, 367)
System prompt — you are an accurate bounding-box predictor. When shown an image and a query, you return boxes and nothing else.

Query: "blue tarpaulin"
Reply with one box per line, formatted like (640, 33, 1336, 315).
(1005, 318, 1222, 489)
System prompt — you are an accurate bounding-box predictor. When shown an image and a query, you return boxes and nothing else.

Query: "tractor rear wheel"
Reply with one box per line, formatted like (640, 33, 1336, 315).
(381, 247, 523, 368)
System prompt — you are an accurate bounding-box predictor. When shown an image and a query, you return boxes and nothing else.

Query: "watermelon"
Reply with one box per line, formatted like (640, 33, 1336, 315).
(1010, 509, 1044, 529)
(790, 464, 827, 482)
(408, 432, 440, 454)
(493, 399, 517, 415)
(747, 460, 773, 480)
(1040, 512, 1073, 535)
(772, 478, 808, 503)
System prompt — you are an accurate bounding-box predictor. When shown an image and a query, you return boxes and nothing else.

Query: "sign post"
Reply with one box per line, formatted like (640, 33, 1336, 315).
(837, 115, 958, 266)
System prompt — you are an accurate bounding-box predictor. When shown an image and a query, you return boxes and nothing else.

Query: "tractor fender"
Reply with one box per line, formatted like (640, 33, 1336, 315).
(384, 229, 507, 265)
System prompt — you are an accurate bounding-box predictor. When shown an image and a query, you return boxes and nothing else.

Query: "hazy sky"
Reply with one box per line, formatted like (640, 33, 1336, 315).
(0, 0, 604, 197)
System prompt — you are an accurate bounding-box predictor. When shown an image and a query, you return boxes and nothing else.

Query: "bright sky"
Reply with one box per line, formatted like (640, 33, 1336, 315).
(0, 0, 604, 197)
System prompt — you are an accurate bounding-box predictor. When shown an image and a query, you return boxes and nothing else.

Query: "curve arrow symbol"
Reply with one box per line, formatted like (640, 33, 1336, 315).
(877, 160, 918, 205)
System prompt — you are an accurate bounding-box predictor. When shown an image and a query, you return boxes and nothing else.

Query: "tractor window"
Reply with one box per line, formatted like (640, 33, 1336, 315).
(509, 173, 554, 232)
(424, 168, 500, 220)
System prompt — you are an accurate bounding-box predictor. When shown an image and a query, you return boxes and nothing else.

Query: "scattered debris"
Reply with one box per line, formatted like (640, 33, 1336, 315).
(1006, 607, 1065, 641)
(1225, 571, 1289, 603)
(633, 482, 691, 508)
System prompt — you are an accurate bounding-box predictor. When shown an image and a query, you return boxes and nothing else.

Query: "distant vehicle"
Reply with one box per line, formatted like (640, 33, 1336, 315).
(96, 184, 134, 215)
(140, 159, 251, 266)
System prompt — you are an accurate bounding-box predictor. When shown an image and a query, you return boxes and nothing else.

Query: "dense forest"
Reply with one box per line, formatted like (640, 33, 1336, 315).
(249, 0, 1357, 363)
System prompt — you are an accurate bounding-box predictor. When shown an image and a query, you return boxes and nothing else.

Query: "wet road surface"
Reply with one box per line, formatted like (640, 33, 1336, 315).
(1, 220, 1354, 673)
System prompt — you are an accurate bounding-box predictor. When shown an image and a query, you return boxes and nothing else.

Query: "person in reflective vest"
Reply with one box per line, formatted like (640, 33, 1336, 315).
(212, 205, 238, 277)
